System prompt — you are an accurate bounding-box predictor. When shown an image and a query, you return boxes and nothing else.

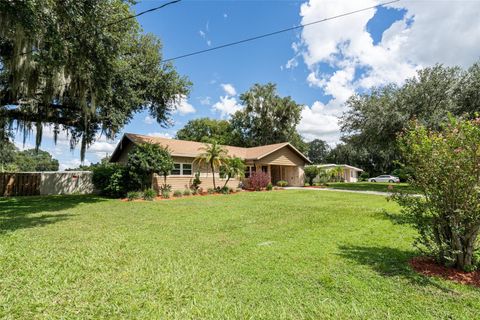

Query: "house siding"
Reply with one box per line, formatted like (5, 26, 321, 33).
(110, 135, 310, 190)
(257, 147, 305, 166)
(153, 156, 240, 192)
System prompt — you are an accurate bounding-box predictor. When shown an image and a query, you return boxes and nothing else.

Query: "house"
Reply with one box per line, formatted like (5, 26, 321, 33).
(109, 133, 312, 191)
(313, 164, 363, 183)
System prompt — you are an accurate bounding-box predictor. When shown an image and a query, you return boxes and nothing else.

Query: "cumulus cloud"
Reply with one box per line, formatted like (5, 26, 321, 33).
(294, 0, 480, 142)
(221, 83, 237, 96)
(212, 96, 242, 118)
(144, 115, 155, 125)
(170, 95, 196, 115)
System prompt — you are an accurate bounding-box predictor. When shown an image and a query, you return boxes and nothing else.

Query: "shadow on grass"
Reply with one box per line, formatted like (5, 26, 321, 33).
(379, 209, 415, 225)
(338, 245, 457, 293)
(0, 195, 106, 234)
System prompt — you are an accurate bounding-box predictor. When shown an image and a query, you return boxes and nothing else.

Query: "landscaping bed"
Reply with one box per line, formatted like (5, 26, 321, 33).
(410, 257, 480, 287)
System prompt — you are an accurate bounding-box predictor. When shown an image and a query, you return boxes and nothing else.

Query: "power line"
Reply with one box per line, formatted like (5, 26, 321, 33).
(15, 0, 182, 57)
(162, 0, 400, 63)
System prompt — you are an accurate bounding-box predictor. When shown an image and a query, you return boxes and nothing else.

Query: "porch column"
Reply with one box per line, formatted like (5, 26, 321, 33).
(267, 165, 272, 183)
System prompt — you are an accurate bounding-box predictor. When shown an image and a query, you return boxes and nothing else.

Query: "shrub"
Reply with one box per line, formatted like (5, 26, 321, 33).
(160, 184, 171, 199)
(161, 190, 170, 199)
(183, 189, 191, 196)
(143, 188, 156, 201)
(248, 172, 270, 190)
(391, 167, 414, 182)
(219, 157, 245, 189)
(266, 183, 273, 191)
(276, 180, 288, 187)
(191, 171, 202, 193)
(207, 188, 215, 194)
(359, 172, 370, 181)
(127, 191, 142, 201)
(304, 166, 319, 185)
(304, 183, 310, 187)
(173, 190, 183, 197)
(392, 116, 480, 271)
(317, 169, 330, 184)
(92, 163, 128, 198)
(219, 186, 229, 194)
(127, 143, 174, 190)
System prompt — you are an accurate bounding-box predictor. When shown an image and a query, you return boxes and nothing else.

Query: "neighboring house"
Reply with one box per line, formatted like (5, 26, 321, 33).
(313, 164, 363, 183)
(110, 133, 311, 191)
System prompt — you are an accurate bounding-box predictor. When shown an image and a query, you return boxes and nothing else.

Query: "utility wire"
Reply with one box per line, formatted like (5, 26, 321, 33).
(162, 0, 400, 62)
(15, 0, 181, 57)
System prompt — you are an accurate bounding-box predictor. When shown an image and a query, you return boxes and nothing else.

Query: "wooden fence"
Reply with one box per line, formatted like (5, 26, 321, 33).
(0, 173, 41, 197)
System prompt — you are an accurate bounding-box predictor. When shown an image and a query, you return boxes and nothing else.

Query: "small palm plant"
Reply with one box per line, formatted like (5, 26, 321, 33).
(195, 141, 227, 189)
(220, 157, 245, 189)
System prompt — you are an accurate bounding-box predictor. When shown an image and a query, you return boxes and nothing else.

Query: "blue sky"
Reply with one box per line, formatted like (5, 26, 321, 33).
(13, 0, 480, 169)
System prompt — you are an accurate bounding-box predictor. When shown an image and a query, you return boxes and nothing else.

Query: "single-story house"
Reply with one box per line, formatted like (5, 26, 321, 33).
(110, 133, 312, 191)
(312, 164, 363, 183)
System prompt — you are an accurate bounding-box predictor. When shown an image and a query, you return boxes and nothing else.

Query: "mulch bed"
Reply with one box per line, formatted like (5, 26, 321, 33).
(409, 256, 480, 287)
(120, 188, 285, 202)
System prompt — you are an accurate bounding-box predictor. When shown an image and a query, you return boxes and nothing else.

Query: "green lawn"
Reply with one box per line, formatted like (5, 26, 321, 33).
(327, 182, 417, 194)
(0, 191, 478, 319)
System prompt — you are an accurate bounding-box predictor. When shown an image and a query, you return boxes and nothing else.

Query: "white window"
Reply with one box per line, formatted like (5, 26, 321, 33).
(170, 163, 193, 176)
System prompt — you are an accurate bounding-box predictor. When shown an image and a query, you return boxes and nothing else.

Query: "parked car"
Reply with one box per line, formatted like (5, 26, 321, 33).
(368, 175, 400, 183)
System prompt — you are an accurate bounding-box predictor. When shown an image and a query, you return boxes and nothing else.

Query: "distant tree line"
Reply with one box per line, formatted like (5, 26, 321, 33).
(0, 141, 59, 172)
(177, 62, 480, 177)
(176, 83, 308, 153)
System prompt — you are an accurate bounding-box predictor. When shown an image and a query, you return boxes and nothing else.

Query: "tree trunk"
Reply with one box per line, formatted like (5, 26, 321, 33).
(211, 162, 216, 189)
(223, 176, 231, 189)
(458, 226, 479, 270)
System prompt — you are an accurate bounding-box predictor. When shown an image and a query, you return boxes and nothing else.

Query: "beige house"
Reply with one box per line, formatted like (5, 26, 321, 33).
(110, 133, 311, 191)
(313, 164, 363, 183)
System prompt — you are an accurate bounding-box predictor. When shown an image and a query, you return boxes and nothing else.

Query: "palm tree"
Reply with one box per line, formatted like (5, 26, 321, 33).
(220, 157, 245, 189)
(195, 141, 227, 189)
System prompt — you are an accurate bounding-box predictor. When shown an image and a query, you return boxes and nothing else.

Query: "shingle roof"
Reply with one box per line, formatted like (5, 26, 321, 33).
(112, 133, 311, 163)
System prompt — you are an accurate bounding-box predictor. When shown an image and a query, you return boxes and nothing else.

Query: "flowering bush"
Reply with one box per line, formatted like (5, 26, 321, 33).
(248, 172, 270, 191)
(392, 116, 480, 271)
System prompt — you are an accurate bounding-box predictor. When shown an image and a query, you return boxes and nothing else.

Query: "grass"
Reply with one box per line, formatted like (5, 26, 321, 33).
(327, 182, 418, 194)
(0, 191, 478, 319)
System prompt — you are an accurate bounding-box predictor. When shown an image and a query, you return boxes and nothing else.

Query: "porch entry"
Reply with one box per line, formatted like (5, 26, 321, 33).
(270, 165, 295, 185)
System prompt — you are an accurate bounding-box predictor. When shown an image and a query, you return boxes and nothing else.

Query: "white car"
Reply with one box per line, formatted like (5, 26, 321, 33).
(368, 175, 400, 183)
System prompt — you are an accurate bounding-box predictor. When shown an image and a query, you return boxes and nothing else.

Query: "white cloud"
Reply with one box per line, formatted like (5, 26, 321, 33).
(144, 115, 155, 125)
(294, 0, 480, 142)
(298, 101, 342, 144)
(285, 57, 299, 70)
(147, 132, 173, 139)
(199, 30, 206, 38)
(170, 95, 196, 115)
(212, 96, 242, 118)
(59, 158, 91, 171)
(220, 83, 237, 96)
(207, 40, 212, 47)
(199, 96, 211, 105)
(223, 13, 228, 18)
